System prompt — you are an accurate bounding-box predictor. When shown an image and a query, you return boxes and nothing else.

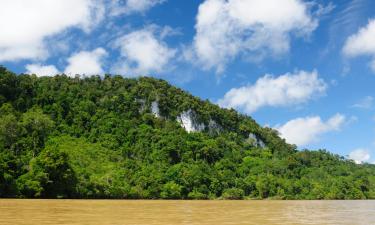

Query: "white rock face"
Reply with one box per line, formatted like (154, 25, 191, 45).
(151, 101, 160, 118)
(177, 109, 205, 133)
(248, 133, 266, 148)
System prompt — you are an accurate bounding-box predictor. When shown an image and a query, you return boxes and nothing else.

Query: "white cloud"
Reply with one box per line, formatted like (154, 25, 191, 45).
(352, 96, 374, 109)
(64, 48, 107, 76)
(218, 70, 327, 113)
(190, 0, 318, 72)
(25, 64, 60, 77)
(112, 27, 176, 76)
(349, 148, 370, 164)
(275, 114, 346, 146)
(343, 19, 375, 72)
(109, 0, 165, 16)
(0, 0, 103, 62)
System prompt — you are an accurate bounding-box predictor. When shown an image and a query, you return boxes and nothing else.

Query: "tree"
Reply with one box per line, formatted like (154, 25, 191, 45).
(160, 181, 182, 199)
(16, 145, 76, 198)
(0, 114, 19, 150)
(1, 68, 375, 199)
(222, 188, 245, 200)
(20, 107, 54, 156)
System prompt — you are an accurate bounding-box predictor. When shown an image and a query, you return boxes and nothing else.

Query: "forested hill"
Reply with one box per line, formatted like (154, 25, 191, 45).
(1, 66, 375, 199)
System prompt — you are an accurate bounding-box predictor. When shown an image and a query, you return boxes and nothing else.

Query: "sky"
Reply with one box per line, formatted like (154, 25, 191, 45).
(1, 0, 375, 164)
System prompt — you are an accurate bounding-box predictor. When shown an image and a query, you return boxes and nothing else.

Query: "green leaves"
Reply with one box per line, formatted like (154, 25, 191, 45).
(16, 144, 75, 198)
(0, 69, 375, 199)
(161, 181, 182, 199)
(222, 188, 245, 200)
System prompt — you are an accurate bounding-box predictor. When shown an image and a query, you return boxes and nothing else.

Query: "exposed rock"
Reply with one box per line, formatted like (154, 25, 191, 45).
(177, 109, 205, 133)
(248, 133, 266, 148)
(208, 119, 222, 135)
(151, 101, 160, 118)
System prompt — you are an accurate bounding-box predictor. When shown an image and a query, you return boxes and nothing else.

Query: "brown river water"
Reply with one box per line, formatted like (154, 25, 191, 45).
(0, 200, 374, 225)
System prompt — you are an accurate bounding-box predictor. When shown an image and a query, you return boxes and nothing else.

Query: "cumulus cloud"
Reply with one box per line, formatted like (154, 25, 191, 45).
(190, 0, 319, 72)
(109, 0, 165, 16)
(343, 19, 375, 72)
(349, 148, 370, 164)
(112, 27, 177, 76)
(64, 48, 107, 76)
(25, 64, 60, 77)
(275, 114, 346, 146)
(218, 70, 327, 113)
(0, 0, 103, 62)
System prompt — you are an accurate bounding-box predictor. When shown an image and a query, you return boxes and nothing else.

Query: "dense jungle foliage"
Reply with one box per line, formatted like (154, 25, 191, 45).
(1, 66, 375, 199)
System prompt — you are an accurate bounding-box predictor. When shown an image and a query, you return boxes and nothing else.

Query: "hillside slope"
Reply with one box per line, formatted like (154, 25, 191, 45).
(1, 66, 375, 199)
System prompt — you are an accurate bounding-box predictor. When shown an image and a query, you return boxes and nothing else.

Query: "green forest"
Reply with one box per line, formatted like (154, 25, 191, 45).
(1, 66, 375, 199)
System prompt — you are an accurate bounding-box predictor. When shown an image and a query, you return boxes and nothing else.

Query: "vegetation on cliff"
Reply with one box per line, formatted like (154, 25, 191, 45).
(1, 66, 374, 199)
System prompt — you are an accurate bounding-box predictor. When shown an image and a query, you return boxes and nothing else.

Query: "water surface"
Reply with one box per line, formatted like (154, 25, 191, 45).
(0, 200, 374, 225)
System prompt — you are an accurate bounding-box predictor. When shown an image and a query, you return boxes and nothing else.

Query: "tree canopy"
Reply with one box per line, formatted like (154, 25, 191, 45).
(1, 66, 375, 199)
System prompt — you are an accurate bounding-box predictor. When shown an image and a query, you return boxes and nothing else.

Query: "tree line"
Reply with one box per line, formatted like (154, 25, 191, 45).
(1, 66, 374, 199)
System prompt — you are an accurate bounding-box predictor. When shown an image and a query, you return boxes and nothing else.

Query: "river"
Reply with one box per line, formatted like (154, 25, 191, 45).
(0, 200, 374, 224)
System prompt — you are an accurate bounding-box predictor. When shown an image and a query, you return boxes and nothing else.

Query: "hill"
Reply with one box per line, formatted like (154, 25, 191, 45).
(1, 66, 375, 199)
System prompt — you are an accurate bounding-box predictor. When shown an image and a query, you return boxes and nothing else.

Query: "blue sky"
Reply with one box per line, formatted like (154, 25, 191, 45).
(1, 0, 375, 163)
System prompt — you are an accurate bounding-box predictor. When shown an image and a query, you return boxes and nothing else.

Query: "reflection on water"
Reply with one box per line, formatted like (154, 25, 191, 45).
(0, 200, 374, 225)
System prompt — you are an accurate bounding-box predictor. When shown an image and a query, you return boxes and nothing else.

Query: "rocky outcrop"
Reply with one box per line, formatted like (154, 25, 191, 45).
(207, 119, 222, 135)
(151, 101, 160, 118)
(177, 109, 205, 133)
(248, 133, 266, 148)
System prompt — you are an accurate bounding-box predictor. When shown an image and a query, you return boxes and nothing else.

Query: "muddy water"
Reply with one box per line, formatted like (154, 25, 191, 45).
(0, 200, 374, 225)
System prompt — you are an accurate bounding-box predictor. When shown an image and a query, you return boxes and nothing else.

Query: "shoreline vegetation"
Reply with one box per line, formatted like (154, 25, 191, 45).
(1, 66, 375, 200)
